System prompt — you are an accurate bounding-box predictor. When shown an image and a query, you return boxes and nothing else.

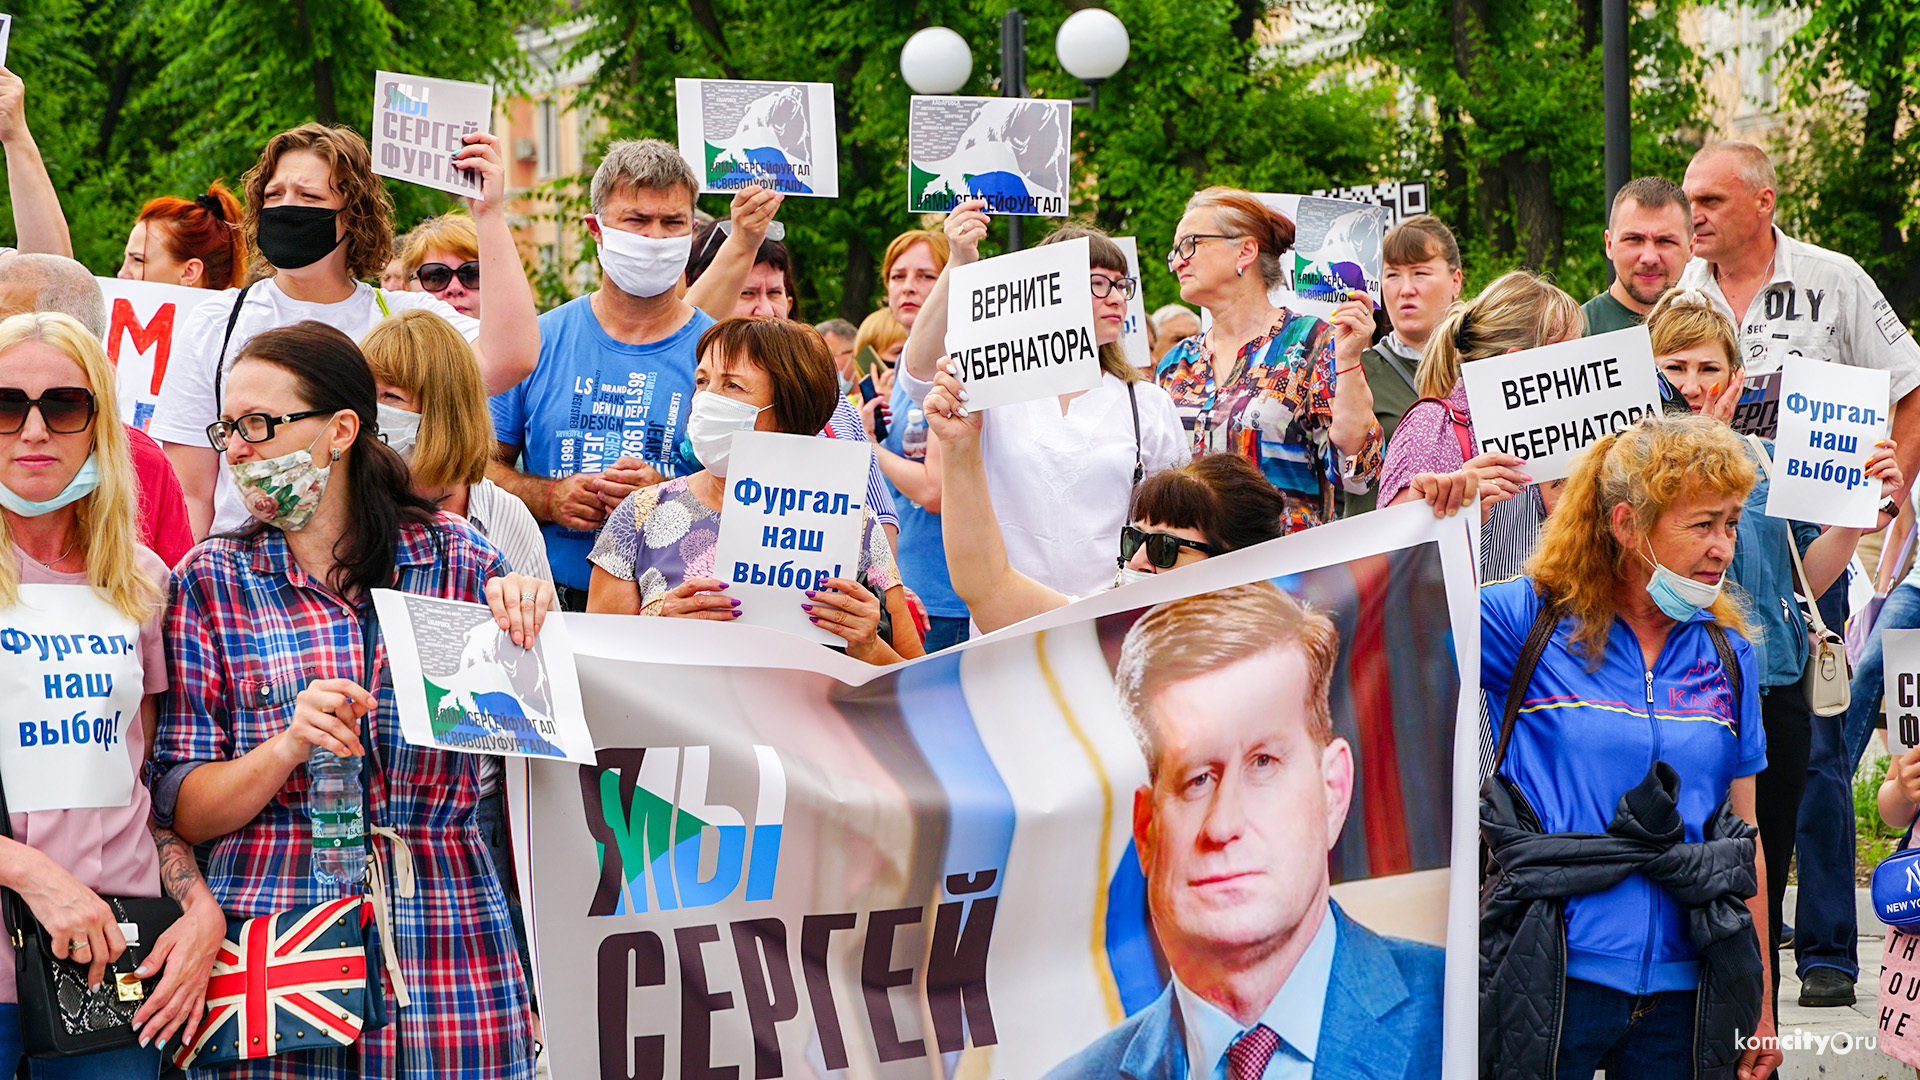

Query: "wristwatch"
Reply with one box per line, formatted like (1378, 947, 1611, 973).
(1881, 496, 1900, 519)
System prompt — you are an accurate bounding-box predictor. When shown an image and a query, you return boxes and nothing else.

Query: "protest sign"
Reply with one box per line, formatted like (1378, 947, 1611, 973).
(371, 70, 493, 197)
(711, 431, 871, 646)
(674, 79, 838, 198)
(943, 237, 1101, 410)
(0, 14, 13, 68)
(517, 503, 1479, 1079)
(1313, 180, 1432, 225)
(1766, 357, 1890, 527)
(0, 585, 142, 813)
(1884, 629, 1920, 755)
(371, 590, 594, 764)
(1460, 325, 1662, 484)
(1731, 369, 1783, 438)
(1115, 236, 1150, 369)
(98, 276, 219, 432)
(1253, 192, 1386, 319)
(908, 96, 1072, 215)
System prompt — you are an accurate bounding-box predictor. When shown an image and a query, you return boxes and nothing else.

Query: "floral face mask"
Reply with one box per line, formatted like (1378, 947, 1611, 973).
(230, 422, 337, 531)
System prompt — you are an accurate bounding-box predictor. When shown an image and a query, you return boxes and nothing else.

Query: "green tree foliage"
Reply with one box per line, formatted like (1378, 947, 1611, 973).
(1767, 0, 1920, 321)
(1364, 0, 1709, 299)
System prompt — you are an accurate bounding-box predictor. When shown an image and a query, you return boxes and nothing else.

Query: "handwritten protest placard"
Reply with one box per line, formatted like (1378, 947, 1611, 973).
(98, 277, 219, 432)
(1885, 630, 1920, 755)
(675, 79, 838, 198)
(943, 238, 1101, 411)
(371, 70, 493, 197)
(908, 96, 1072, 215)
(1461, 325, 1661, 484)
(712, 432, 871, 645)
(1253, 193, 1386, 319)
(1766, 357, 1890, 527)
(1115, 236, 1150, 369)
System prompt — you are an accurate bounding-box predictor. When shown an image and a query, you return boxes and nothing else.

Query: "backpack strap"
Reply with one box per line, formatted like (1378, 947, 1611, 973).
(211, 281, 258, 410)
(1409, 395, 1474, 463)
(1705, 621, 1744, 719)
(374, 289, 391, 318)
(1491, 597, 1562, 776)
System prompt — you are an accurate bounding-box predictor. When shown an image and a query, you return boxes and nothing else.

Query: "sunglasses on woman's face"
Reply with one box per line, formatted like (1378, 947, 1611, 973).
(414, 261, 480, 292)
(1119, 525, 1215, 569)
(0, 387, 96, 435)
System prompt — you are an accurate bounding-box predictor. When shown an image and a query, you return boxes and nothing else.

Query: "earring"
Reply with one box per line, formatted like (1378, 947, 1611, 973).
(1236, 266, 1244, 277)
(330, 449, 341, 462)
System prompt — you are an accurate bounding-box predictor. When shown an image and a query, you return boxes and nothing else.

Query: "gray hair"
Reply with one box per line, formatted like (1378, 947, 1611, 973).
(590, 139, 698, 217)
(1692, 141, 1777, 196)
(1149, 303, 1199, 334)
(814, 318, 857, 342)
(0, 254, 107, 338)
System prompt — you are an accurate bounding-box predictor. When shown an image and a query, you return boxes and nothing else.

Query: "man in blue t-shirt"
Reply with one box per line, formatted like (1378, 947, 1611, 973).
(490, 139, 718, 607)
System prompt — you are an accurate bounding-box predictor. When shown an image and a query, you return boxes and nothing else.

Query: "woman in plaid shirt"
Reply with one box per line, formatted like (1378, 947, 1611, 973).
(152, 322, 552, 1079)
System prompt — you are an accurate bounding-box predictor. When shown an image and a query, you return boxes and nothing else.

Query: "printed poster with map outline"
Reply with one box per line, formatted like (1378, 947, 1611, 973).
(675, 78, 839, 197)
(1254, 193, 1387, 319)
(371, 590, 595, 764)
(908, 96, 1072, 216)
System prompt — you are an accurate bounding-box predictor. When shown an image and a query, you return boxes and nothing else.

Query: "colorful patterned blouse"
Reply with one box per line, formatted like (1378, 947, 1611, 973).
(589, 477, 900, 615)
(1155, 310, 1384, 532)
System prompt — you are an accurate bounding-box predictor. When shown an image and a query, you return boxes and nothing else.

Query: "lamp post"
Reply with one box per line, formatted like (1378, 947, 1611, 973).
(1602, 0, 1629, 283)
(900, 8, 1130, 251)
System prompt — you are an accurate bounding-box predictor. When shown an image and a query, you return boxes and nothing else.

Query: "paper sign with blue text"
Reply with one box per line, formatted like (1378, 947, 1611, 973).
(1115, 236, 1150, 369)
(674, 79, 839, 198)
(99, 277, 220, 433)
(371, 70, 493, 197)
(711, 431, 871, 646)
(1766, 357, 1890, 527)
(944, 237, 1101, 411)
(0, 585, 143, 813)
(1460, 325, 1662, 484)
(1883, 629, 1920, 755)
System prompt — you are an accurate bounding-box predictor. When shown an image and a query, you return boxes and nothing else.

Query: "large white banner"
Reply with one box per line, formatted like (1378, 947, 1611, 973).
(512, 504, 1479, 1079)
(99, 276, 220, 432)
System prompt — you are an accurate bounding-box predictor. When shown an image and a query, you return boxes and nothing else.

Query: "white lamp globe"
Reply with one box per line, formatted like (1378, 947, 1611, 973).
(900, 27, 973, 95)
(1055, 8, 1130, 82)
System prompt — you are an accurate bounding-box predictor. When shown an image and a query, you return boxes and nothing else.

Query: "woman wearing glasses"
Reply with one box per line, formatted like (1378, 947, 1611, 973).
(899, 204, 1189, 598)
(0, 313, 228, 1076)
(399, 212, 485, 318)
(1157, 186, 1381, 532)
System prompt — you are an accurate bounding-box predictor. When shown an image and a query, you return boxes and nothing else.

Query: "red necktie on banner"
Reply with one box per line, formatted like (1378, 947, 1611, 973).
(1225, 1023, 1281, 1080)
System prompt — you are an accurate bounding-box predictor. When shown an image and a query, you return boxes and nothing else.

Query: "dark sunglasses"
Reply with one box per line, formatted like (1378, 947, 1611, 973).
(414, 261, 480, 292)
(204, 409, 331, 451)
(0, 387, 96, 435)
(1120, 525, 1215, 569)
(697, 218, 788, 266)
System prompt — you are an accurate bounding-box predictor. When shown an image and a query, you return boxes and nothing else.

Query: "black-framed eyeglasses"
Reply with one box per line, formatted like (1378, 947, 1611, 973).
(697, 217, 788, 267)
(1164, 233, 1245, 271)
(0, 387, 95, 435)
(1090, 273, 1139, 300)
(414, 260, 479, 292)
(1120, 525, 1215, 569)
(204, 410, 331, 451)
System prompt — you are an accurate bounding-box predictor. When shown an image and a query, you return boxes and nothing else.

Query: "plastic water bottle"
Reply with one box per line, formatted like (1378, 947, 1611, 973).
(902, 408, 928, 461)
(309, 749, 366, 884)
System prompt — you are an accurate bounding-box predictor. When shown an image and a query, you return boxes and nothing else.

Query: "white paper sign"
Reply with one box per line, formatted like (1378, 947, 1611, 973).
(674, 79, 838, 198)
(1461, 325, 1662, 485)
(371, 590, 595, 764)
(908, 96, 1072, 215)
(943, 237, 1101, 411)
(711, 431, 871, 645)
(1887, 629, 1920, 755)
(371, 70, 493, 197)
(1253, 193, 1387, 319)
(98, 277, 220, 433)
(1766, 358, 1890, 527)
(1115, 236, 1150, 369)
(0, 15, 14, 69)
(0, 585, 141, 813)
(1731, 369, 1782, 438)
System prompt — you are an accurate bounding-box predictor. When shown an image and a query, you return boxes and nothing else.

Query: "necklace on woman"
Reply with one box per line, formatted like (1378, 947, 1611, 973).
(37, 541, 74, 570)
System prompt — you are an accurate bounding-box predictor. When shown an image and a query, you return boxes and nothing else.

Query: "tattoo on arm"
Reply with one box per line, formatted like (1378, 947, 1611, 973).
(148, 821, 210, 906)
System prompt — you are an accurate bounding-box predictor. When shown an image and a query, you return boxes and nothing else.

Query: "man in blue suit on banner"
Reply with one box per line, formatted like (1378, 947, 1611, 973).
(1047, 582, 1445, 1080)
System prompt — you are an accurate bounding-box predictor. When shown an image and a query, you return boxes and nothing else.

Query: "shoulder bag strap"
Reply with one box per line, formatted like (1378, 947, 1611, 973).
(1408, 395, 1474, 462)
(1746, 434, 1830, 637)
(1126, 380, 1143, 488)
(212, 281, 259, 410)
(1490, 598, 1563, 776)
(1705, 622, 1745, 710)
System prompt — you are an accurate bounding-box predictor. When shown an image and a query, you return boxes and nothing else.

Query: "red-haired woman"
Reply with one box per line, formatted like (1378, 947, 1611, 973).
(116, 182, 249, 290)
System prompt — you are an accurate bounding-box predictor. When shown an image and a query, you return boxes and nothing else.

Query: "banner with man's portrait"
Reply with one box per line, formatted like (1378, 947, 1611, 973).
(510, 505, 1479, 1079)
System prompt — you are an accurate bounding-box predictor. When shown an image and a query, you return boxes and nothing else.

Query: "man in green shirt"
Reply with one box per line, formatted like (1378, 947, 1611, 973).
(1582, 176, 1694, 336)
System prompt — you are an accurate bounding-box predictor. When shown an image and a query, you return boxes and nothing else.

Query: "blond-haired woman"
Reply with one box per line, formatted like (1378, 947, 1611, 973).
(1378, 270, 1583, 509)
(0, 312, 226, 1076)
(1154, 186, 1380, 531)
(1480, 413, 1779, 1080)
(150, 121, 539, 542)
(399, 211, 482, 318)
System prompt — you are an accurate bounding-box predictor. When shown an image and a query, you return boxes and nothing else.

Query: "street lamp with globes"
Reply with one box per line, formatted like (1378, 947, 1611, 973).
(899, 8, 1130, 249)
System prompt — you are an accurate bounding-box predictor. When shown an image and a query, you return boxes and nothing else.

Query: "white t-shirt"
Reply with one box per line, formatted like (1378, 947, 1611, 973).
(148, 278, 481, 536)
(903, 366, 1190, 598)
(1678, 227, 1920, 400)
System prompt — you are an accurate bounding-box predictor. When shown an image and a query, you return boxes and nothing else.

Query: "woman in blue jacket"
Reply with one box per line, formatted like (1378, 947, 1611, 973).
(1481, 413, 1779, 1079)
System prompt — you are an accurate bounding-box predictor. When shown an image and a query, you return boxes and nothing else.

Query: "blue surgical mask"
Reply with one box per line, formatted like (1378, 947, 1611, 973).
(0, 453, 99, 517)
(1640, 544, 1721, 621)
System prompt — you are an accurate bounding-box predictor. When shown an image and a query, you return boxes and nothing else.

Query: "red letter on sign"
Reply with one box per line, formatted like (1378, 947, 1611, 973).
(106, 298, 176, 395)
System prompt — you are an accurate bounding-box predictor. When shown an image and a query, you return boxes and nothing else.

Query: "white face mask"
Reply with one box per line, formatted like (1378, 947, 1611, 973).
(593, 217, 693, 298)
(1114, 564, 1156, 589)
(686, 391, 767, 478)
(377, 403, 421, 461)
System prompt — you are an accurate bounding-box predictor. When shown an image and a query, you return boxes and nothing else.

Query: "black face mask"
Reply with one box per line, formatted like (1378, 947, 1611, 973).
(256, 205, 345, 270)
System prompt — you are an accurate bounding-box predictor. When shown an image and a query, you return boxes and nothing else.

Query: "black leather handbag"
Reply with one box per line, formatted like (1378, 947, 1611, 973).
(0, 766, 181, 1058)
